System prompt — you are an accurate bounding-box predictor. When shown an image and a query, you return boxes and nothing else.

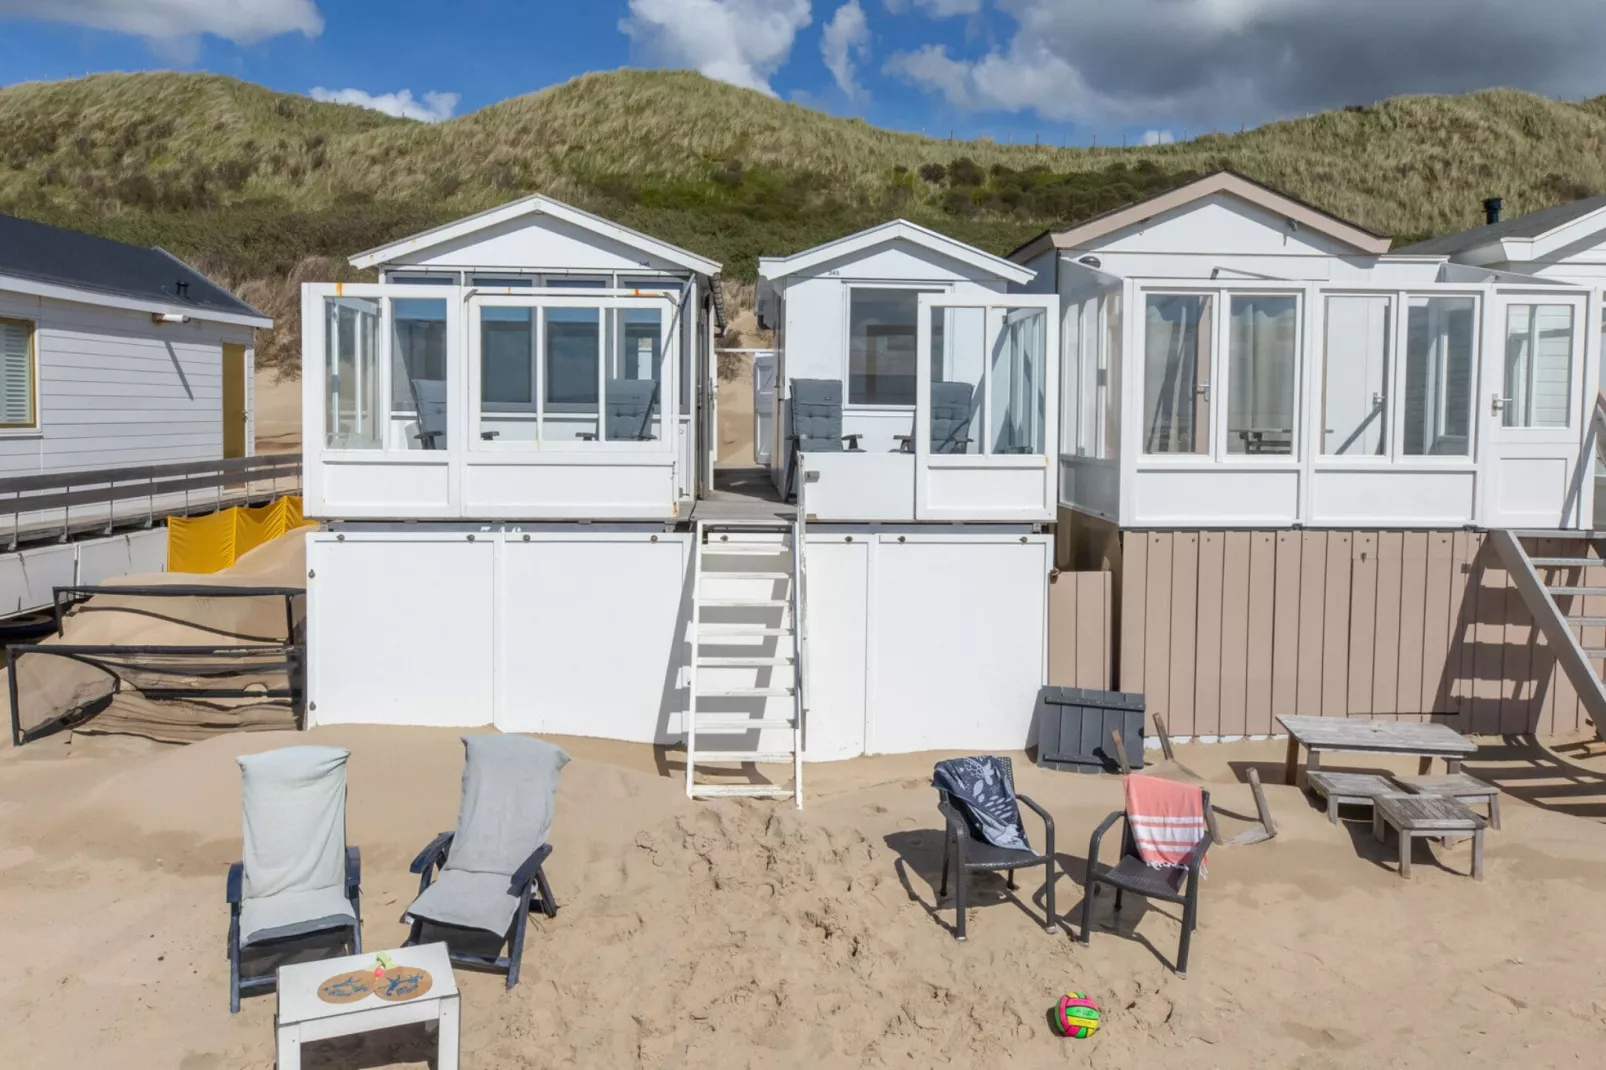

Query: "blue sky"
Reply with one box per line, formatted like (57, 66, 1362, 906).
(2, 1, 1604, 149)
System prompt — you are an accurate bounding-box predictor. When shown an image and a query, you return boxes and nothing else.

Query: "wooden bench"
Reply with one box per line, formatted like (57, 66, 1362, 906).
(1305, 771, 1398, 824)
(1372, 793, 1486, 881)
(1277, 716, 1478, 788)
(1399, 773, 1501, 830)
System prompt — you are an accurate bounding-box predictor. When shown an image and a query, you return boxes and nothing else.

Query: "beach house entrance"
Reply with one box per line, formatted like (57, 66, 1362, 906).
(1484, 292, 1591, 528)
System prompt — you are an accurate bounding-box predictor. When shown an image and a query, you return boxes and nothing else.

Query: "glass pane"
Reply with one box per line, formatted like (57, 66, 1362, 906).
(392, 298, 448, 451)
(849, 288, 938, 405)
(608, 308, 662, 441)
(324, 297, 381, 449)
(544, 307, 600, 441)
(473, 276, 533, 288)
(1403, 296, 1476, 456)
(1504, 304, 1574, 428)
(1227, 295, 1298, 455)
(991, 308, 1047, 454)
(1142, 294, 1212, 454)
(481, 307, 534, 408)
(1059, 302, 1080, 456)
(932, 306, 983, 454)
(1322, 297, 1391, 456)
(544, 277, 606, 288)
(1100, 292, 1121, 460)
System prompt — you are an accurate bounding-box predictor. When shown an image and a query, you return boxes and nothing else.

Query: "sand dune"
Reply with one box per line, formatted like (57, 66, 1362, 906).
(3, 727, 1606, 1068)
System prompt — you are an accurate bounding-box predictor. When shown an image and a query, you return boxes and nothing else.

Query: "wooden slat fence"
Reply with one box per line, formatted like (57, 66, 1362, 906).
(1118, 529, 1592, 737)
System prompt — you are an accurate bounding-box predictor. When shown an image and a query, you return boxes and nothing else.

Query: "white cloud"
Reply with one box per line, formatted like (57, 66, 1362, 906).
(821, 1, 871, 99)
(884, 0, 1606, 130)
(884, 0, 982, 16)
(620, 0, 812, 97)
(307, 88, 459, 123)
(0, 0, 323, 43)
(1141, 129, 1175, 146)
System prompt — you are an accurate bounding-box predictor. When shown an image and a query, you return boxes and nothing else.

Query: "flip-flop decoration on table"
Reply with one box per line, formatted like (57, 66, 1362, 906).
(316, 953, 432, 1005)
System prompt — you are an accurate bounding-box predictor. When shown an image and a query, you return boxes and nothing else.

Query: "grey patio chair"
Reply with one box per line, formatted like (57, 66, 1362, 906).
(932, 756, 1057, 941)
(226, 745, 362, 1013)
(580, 379, 659, 441)
(897, 380, 975, 454)
(404, 734, 570, 988)
(1079, 786, 1210, 978)
(409, 377, 447, 449)
(786, 378, 861, 499)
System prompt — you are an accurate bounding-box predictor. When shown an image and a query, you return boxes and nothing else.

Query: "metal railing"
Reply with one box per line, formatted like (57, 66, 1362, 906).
(0, 453, 302, 548)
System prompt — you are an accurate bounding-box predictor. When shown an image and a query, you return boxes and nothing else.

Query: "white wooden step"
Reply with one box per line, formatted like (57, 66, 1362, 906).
(697, 625, 793, 637)
(698, 571, 791, 581)
(689, 784, 796, 798)
(695, 686, 795, 698)
(697, 655, 794, 667)
(1530, 557, 1604, 568)
(1567, 616, 1606, 627)
(1547, 586, 1606, 597)
(700, 598, 791, 608)
(693, 715, 796, 730)
(691, 750, 795, 764)
(700, 544, 791, 555)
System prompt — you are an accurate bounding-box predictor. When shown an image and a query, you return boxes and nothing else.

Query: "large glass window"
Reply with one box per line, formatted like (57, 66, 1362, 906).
(1403, 296, 1476, 456)
(1142, 294, 1212, 454)
(1227, 295, 1298, 455)
(848, 288, 940, 405)
(992, 308, 1048, 454)
(1503, 304, 1574, 428)
(481, 307, 534, 409)
(545, 307, 600, 440)
(1322, 296, 1392, 456)
(1100, 292, 1121, 460)
(324, 297, 382, 450)
(392, 298, 448, 450)
(608, 308, 663, 441)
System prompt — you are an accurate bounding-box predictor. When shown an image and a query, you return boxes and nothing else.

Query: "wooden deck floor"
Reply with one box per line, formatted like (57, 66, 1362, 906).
(691, 467, 796, 525)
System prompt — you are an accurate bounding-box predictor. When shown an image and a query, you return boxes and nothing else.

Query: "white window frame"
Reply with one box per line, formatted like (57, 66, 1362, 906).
(0, 315, 39, 433)
(841, 282, 951, 411)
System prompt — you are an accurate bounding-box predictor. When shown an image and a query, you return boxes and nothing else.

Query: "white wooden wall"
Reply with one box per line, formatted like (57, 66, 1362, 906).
(0, 290, 252, 475)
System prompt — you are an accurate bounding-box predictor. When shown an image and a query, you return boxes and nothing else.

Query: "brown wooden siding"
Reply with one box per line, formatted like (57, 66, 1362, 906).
(1117, 529, 1592, 737)
(1047, 570, 1113, 691)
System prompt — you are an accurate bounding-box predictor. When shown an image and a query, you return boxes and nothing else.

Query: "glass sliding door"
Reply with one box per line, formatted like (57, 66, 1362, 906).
(1142, 294, 1212, 454)
(1403, 296, 1476, 457)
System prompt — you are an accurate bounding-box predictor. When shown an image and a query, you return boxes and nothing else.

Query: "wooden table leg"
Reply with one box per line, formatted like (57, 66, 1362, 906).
(438, 994, 461, 1070)
(1284, 735, 1300, 786)
(1472, 828, 1485, 881)
(1488, 794, 1500, 831)
(277, 1025, 301, 1070)
(1446, 758, 1462, 775)
(1372, 808, 1385, 843)
(1398, 830, 1412, 879)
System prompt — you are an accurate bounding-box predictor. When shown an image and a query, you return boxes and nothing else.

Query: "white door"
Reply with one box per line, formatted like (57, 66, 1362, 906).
(914, 294, 1059, 521)
(1485, 293, 1590, 528)
(753, 350, 776, 466)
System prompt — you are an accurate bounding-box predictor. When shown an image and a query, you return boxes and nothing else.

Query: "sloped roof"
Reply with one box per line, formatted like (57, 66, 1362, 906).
(1008, 170, 1393, 263)
(349, 194, 722, 277)
(1395, 194, 1606, 256)
(757, 219, 1036, 285)
(0, 213, 269, 326)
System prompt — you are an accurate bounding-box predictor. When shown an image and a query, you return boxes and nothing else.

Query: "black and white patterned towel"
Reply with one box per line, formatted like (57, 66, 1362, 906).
(932, 756, 1030, 852)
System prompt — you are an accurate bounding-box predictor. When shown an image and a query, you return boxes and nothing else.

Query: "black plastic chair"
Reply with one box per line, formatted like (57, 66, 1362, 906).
(1079, 788, 1210, 978)
(405, 834, 556, 989)
(933, 756, 1057, 941)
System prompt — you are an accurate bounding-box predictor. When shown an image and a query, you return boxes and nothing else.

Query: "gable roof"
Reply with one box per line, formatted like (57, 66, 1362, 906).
(1394, 194, 1606, 257)
(0, 213, 270, 327)
(757, 219, 1036, 285)
(349, 194, 722, 276)
(1008, 170, 1393, 263)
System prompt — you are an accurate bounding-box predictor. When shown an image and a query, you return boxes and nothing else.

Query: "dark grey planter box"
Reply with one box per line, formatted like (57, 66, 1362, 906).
(1035, 686, 1146, 774)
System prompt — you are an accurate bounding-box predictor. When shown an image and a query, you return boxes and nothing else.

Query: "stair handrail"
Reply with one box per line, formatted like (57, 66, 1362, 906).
(790, 468, 812, 809)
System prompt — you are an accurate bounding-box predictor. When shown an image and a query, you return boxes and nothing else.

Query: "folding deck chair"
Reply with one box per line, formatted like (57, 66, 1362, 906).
(226, 745, 362, 1013)
(580, 379, 660, 441)
(409, 377, 447, 449)
(404, 734, 569, 988)
(786, 378, 861, 499)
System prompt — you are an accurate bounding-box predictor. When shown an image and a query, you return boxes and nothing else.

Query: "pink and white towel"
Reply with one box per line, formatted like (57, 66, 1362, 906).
(1124, 774, 1209, 872)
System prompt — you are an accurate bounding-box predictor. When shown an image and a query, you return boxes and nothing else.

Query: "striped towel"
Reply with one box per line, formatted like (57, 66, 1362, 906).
(1125, 774, 1208, 872)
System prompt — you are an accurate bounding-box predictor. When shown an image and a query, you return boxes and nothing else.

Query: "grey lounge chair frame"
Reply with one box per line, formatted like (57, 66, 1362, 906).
(934, 756, 1057, 941)
(1079, 789, 1210, 977)
(786, 378, 861, 499)
(409, 377, 448, 450)
(226, 847, 362, 1013)
(579, 379, 660, 442)
(405, 833, 557, 989)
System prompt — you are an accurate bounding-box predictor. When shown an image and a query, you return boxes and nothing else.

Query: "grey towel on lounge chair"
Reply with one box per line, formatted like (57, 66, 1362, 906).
(237, 745, 354, 945)
(932, 756, 1032, 852)
(406, 734, 570, 936)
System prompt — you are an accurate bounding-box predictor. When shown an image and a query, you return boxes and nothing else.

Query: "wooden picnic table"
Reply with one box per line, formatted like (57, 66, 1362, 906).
(1277, 716, 1478, 788)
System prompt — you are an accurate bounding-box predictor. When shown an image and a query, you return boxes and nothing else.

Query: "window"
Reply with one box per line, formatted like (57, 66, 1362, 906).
(323, 298, 381, 449)
(0, 317, 34, 429)
(609, 308, 663, 441)
(481, 307, 534, 408)
(1403, 296, 1476, 456)
(544, 307, 601, 440)
(1322, 296, 1392, 456)
(848, 288, 940, 405)
(473, 276, 533, 288)
(1226, 295, 1298, 455)
(1100, 292, 1121, 460)
(1142, 294, 1212, 454)
(1059, 301, 1081, 455)
(1503, 304, 1573, 428)
(992, 308, 1047, 454)
(389, 274, 456, 285)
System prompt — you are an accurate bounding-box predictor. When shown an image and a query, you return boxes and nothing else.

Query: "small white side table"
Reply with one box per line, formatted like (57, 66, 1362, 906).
(275, 942, 459, 1070)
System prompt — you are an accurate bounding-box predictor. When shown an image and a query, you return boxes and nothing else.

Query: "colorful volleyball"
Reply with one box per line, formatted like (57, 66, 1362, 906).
(1056, 992, 1101, 1038)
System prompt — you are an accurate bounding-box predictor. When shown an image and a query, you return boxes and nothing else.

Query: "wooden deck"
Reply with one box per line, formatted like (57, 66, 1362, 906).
(692, 467, 796, 526)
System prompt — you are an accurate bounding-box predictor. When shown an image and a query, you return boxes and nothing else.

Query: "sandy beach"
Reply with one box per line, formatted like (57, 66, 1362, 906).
(3, 723, 1606, 1069)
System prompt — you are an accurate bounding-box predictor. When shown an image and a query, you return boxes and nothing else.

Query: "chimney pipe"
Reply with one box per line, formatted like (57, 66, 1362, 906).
(1483, 197, 1503, 225)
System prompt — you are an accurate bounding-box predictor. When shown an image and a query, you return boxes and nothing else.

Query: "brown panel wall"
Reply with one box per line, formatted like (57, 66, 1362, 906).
(1047, 570, 1113, 691)
(1115, 528, 1590, 738)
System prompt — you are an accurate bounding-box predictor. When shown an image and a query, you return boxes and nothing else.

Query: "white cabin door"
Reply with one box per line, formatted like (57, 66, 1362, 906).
(914, 294, 1059, 522)
(753, 350, 776, 466)
(1485, 293, 1590, 528)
